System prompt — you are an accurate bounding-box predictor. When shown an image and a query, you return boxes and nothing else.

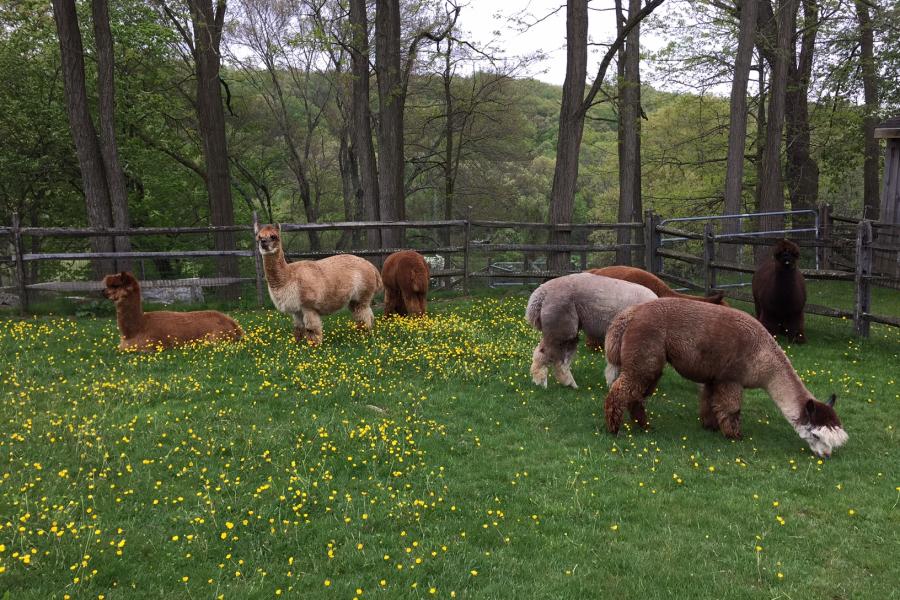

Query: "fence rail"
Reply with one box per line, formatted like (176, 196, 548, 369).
(2, 207, 898, 338)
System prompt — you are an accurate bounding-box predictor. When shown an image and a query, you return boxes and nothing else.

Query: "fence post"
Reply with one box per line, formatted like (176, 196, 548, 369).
(11, 212, 29, 314)
(817, 203, 831, 270)
(251, 211, 265, 307)
(854, 220, 872, 337)
(462, 207, 471, 295)
(703, 221, 717, 293)
(643, 210, 660, 274)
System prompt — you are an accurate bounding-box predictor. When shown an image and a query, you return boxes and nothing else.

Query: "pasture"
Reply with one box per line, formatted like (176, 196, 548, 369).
(0, 292, 898, 599)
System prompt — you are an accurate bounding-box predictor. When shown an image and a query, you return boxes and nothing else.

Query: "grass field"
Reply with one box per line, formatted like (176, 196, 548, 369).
(0, 291, 898, 599)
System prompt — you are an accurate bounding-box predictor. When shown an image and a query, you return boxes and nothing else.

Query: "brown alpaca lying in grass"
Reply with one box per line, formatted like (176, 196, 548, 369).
(584, 265, 726, 349)
(382, 250, 429, 316)
(526, 273, 656, 389)
(752, 239, 807, 343)
(255, 223, 382, 345)
(103, 272, 243, 351)
(603, 298, 847, 457)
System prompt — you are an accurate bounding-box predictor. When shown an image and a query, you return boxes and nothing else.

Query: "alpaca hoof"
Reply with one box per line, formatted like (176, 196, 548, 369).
(532, 375, 548, 388)
(568, 380, 578, 389)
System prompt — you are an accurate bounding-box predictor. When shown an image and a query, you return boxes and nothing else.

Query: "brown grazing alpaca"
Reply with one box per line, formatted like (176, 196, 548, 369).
(382, 250, 430, 316)
(603, 299, 847, 457)
(102, 272, 243, 351)
(255, 223, 382, 345)
(752, 239, 807, 343)
(588, 266, 726, 304)
(584, 265, 725, 349)
(526, 273, 657, 388)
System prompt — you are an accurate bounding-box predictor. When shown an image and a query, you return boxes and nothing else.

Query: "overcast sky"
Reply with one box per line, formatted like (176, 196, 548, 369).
(453, 0, 669, 86)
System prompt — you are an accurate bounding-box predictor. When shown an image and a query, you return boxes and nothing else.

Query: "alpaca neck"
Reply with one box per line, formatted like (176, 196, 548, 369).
(762, 353, 809, 425)
(115, 290, 145, 338)
(262, 249, 290, 289)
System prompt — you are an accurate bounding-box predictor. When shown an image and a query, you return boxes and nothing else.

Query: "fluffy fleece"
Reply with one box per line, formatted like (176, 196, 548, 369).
(102, 272, 243, 351)
(752, 239, 807, 343)
(526, 273, 657, 389)
(603, 298, 847, 457)
(584, 265, 725, 349)
(255, 223, 382, 345)
(382, 250, 430, 316)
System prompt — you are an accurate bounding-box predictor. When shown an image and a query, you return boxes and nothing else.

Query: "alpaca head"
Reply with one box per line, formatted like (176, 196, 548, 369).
(255, 223, 282, 255)
(773, 239, 800, 268)
(102, 271, 139, 303)
(795, 394, 848, 457)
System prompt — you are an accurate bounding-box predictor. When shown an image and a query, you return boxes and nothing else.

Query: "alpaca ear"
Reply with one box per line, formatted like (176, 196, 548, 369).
(805, 399, 816, 418)
(253, 221, 260, 235)
(828, 393, 836, 407)
(275, 223, 282, 233)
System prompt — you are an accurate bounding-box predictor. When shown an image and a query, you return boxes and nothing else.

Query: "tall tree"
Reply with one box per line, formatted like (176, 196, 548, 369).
(784, 0, 819, 214)
(756, 0, 797, 246)
(855, 0, 879, 220)
(375, 0, 405, 248)
(51, 0, 125, 277)
(615, 0, 644, 265)
(349, 0, 381, 251)
(161, 0, 238, 289)
(722, 0, 759, 258)
(548, 0, 664, 272)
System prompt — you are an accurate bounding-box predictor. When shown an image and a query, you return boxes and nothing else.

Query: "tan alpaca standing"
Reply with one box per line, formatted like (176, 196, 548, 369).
(255, 223, 382, 345)
(603, 299, 848, 457)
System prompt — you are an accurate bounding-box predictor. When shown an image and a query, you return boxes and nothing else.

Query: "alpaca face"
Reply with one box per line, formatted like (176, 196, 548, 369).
(773, 240, 800, 268)
(255, 224, 282, 255)
(796, 396, 848, 457)
(102, 272, 138, 303)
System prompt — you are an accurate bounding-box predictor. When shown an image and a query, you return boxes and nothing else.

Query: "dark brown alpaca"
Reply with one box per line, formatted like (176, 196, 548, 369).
(382, 250, 429, 316)
(603, 299, 847, 457)
(103, 272, 243, 351)
(752, 239, 806, 343)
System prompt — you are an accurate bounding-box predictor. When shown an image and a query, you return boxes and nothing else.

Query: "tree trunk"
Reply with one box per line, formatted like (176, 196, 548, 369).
(757, 0, 796, 261)
(616, 0, 643, 266)
(338, 129, 362, 249)
(855, 0, 879, 220)
(723, 0, 759, 260)
(548, 0, 588, 273)
(349, 0, 381, 254)
(754, 54, 766, 215)
(376, 0, 405, 249)
(188, 0, 238, 294)
(785, 0, 819, 218)
(92, 0, 132, 270)
(52, 0, 115, 278)
(442, 37, 455, 247)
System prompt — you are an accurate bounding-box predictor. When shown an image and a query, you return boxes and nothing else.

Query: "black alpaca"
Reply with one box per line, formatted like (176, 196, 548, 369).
(752, 239, 807, 343)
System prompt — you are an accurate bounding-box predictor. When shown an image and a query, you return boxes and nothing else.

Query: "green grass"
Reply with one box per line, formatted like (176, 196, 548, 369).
(0, 292, 898, 599)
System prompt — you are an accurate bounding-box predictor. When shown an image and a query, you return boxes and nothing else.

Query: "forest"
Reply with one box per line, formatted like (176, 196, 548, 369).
(0, 0, 898, 281)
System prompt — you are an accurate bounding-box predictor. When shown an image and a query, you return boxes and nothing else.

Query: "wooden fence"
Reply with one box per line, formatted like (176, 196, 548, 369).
(2, 208, 897, 337)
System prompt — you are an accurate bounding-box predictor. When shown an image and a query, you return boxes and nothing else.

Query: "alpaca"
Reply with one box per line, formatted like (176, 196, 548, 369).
(526, 273, 657, 389)
(382, 250, 430, 316)
(587, 266, 726, 304)
(603, 298, 847, 457)
(584, 265, 725, 349)
(255, 223, 382, 345)
(752, 239, 807, 343)
(102, 272, 243, 351)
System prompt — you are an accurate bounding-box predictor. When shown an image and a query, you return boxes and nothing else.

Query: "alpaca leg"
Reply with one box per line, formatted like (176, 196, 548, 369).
(604, 375, 647, 435)
(699, 384, 719, 431)
(551, 338, 579, 389)
(628, 401, 649, 430)
(401, 290, 425, 316)
(303, 311, 324, 345)
(530, 342, 551, 388)
(291, 312, 307, 343)
(585, 335, 603, 352)
(786, 313, 806, 344)
(710, 382, 743, 440)
(349, 300, 375, 331)
(383, 287, 401, 316)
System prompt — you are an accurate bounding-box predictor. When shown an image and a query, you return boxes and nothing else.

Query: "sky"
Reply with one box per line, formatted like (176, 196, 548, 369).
(452, 0, 669, 86)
